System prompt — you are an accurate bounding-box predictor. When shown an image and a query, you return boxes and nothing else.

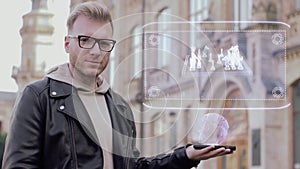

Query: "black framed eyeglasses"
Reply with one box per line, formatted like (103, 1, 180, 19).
(68, 35, 116, 52)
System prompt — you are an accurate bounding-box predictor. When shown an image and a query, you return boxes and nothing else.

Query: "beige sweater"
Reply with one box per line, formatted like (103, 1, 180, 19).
(46, 63, 113, 169)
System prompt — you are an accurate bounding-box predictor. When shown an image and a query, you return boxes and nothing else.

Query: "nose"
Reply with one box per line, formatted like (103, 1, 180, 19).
(89, 42, 102, 56)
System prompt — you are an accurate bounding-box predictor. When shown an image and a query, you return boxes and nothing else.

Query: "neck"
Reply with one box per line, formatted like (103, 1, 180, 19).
(69, 65, 98, 90)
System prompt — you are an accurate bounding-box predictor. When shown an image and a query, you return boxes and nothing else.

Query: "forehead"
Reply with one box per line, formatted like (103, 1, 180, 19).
(70, 15, 113, 38)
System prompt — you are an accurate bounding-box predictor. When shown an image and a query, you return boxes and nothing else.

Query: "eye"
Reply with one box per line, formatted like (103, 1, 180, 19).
(80, 36, 91, 43)
(100, 40, 112, 46)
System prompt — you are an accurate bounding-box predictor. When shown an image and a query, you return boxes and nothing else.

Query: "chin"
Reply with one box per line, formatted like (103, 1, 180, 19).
(86, 69, 103, 77)
(86, 73, 99, 78)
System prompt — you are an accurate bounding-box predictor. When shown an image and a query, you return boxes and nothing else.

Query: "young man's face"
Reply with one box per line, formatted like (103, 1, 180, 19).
(65, 15, 114, 79)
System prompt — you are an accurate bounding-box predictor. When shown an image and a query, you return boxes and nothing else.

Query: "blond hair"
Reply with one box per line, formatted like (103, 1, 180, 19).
(67, 1, 113, 33)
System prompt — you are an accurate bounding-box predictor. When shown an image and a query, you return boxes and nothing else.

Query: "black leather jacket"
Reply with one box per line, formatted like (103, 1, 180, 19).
(2, 77, 199, 169)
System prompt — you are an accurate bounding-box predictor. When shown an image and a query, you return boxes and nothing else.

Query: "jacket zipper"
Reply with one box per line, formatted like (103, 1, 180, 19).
(68, 117, 78, 169)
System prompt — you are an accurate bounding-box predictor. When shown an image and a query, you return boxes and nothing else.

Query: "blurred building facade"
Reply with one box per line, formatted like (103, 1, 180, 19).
(0, 0, 54, 135)
(0, 0, 299, 169)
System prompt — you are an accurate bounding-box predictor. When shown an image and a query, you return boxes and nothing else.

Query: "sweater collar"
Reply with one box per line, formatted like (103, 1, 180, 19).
(46, 63, 110, 94)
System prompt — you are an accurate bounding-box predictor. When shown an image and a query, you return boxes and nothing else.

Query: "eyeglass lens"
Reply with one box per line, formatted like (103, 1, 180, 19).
(78, 36, 115, 52)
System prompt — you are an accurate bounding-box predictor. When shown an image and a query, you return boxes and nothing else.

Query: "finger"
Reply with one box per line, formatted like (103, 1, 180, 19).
(192, 145, 216, 154)
(193, 147, 224, 160)
(212, 148, 233, 157)
(200, 145, 216, 153)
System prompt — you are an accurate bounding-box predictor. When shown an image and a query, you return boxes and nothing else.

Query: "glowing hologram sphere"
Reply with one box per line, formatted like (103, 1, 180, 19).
(193, 113, 229, 144)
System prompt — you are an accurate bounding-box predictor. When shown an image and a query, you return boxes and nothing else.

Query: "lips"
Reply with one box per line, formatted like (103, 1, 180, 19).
(83, 60, 101, 68)
(85, 60, 101, 64)
(86, 60, 100, 64)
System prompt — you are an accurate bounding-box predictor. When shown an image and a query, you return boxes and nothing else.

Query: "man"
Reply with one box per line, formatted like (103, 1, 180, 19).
(2, 1, 232, 169)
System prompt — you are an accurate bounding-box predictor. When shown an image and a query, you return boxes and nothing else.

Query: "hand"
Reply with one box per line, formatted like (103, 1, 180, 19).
(186, 145, 233, 161)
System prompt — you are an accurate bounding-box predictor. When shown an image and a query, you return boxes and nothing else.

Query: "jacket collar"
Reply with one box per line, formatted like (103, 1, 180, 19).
(49, 79, 72, 98)
(49, 79, 99, 145)
(48, 78, 133, 150)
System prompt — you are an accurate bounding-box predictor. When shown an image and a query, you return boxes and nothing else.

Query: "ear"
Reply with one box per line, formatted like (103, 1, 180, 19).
(64, 36, 70, 53)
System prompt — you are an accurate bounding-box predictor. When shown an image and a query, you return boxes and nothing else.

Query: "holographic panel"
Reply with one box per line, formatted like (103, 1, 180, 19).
(142, 21, 290, 110)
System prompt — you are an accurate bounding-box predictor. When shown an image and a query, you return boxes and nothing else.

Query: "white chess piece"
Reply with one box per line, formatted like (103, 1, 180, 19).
(189, 56, 196, 71)
(202, 45, 209, 58)
(196, 48, 202, 69)
(209, 53, 213, 62)
(227, 46, 236, 70)
(233, 45, 244, 70)
(189, 46, 197, 71)
(217, 48, 224, 65)
(181, 55, 189, 75)
(210, 60, 216, 71)
(222, 48, 231, 71)
(208, 53, 215, 71)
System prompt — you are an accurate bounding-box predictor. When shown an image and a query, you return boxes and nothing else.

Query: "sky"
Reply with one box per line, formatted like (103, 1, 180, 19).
(0, 0, 69, 92)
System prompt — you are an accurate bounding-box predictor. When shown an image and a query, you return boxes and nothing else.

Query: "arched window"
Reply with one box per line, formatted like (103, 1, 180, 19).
(169, 112, 177, 148)
(130, 26, 142, 77)
(190, 0, 209, 21)
(189, 0, 209, 46)
(296, 0, 300, 11)
(151, 113, 166, 154)
(233, 0, 253, 29)
(219, 88, 249, 169)
(157, 8, 171, 68)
